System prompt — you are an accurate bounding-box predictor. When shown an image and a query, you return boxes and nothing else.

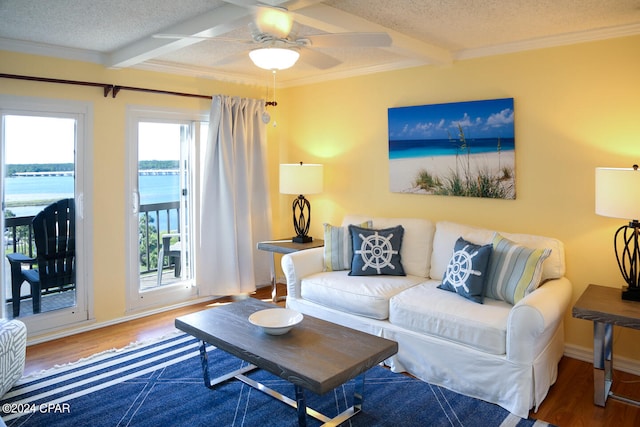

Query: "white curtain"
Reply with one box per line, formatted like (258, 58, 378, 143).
(199, 95, 272, 295)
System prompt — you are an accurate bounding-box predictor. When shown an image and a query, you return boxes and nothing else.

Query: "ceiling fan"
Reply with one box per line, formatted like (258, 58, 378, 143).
(153, 5, 393, 70)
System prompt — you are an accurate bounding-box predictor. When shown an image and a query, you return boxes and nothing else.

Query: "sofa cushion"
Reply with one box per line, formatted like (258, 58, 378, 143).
(438, 237, 493, 303)
(323, 220, 372, 271)
(301, 270, 424, 320)
(389, 281, 512, 355)
(349, 225, 405, 276)
(342, 216, 435, 278)
(485, 233, 552, 304)
(430, 221, 565, 283)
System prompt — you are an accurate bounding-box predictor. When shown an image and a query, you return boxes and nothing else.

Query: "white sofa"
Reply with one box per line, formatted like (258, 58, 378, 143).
(282, 216, 572, 418)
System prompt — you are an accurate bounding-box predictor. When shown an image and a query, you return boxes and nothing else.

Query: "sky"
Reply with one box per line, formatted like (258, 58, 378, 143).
(3, 116, 183, 164)
(138, 122, 182, 162)
(4, 115, 75, 164)
(388, 98, 515, 141)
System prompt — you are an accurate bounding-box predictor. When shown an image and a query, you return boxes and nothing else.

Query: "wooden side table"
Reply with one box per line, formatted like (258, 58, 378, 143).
(572, 284, 640, 407)
(257, 239, 324, 302)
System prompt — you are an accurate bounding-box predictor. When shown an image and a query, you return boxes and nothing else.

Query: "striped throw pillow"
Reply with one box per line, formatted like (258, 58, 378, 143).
(485, 233, 552, 304)
(323, 221, 372, 271)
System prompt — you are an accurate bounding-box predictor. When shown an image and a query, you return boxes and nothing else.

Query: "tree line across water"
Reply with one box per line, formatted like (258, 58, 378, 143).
(7, 161, 179, 176)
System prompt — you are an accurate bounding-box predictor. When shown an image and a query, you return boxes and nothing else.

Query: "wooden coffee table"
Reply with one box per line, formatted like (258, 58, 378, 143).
(175, 298, 398, 426)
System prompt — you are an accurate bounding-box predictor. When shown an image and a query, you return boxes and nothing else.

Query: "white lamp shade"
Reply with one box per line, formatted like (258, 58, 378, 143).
(280, 163, 323, 195)
(249, 48, 300, 71)
(595, 167, 640, 220)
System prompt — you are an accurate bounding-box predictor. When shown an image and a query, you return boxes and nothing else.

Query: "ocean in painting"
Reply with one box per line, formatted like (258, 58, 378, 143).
(389, 137, 514, 160)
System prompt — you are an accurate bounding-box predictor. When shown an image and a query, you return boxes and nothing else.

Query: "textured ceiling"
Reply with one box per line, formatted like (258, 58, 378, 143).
(1, 0, 640, 87)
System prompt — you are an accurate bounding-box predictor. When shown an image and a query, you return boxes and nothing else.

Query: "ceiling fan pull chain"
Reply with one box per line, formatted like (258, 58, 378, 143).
(262, 71, 279, 125)
(264, 70, 277, 107)
(272, 70, 277, 107)
(271, 70, 277, 127)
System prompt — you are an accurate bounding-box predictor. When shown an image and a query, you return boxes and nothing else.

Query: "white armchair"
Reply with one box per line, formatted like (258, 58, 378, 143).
(0, 319, 27, 397)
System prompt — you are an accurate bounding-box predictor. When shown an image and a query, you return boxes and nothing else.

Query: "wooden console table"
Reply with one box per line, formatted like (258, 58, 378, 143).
(257, 239, 324, 303)
(572, 284, 640, 407)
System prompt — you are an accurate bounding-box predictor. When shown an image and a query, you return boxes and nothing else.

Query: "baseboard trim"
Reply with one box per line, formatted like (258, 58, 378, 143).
(564, 343, 640, 376)
(26, 295, 218, 346)
(27, 285, 275, 346)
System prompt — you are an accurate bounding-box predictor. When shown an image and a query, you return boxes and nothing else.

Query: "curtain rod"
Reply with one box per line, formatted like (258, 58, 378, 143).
(0, 73, 213, 100)
(0, 73, 277, 105)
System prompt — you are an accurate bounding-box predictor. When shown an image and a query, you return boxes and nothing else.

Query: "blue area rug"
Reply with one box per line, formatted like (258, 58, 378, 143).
(1, 332, 553, 426)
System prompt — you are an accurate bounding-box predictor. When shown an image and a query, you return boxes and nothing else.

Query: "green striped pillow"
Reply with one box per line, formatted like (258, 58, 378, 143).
(485, 233, 552, 304)
(323, 221, 372, 271)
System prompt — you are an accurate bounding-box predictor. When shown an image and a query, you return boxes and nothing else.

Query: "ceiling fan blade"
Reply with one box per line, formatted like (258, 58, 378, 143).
(304, 32, 392, 48)
(153, 34, 252, 44)
(300, 48, 341, 69)
(153, 34, 201, 40)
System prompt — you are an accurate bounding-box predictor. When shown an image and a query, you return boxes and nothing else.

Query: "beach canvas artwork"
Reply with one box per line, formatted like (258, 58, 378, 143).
(388, 98, 515, 199)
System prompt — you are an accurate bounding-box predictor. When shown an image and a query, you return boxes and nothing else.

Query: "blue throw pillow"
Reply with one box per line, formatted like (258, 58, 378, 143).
(438, 237, 492, 303)
(349, 225, 405, 276)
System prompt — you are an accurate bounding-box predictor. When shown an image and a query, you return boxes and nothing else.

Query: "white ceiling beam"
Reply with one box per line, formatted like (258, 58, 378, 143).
(106, 3, 252, 69)
(221, 0, 325, 12)
(222, 0, 289, 7)
(293, 3, 453, 66)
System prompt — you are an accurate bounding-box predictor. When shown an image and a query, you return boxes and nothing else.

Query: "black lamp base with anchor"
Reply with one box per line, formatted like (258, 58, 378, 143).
(291, 194, 313, 243)
(615, 219, 640, 301)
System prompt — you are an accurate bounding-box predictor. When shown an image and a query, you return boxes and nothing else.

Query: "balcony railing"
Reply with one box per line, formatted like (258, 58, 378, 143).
(4, 201, 180, 275)
(4, 215, 35, 257)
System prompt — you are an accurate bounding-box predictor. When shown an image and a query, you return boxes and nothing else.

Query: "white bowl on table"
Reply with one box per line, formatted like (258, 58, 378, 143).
(249, 308, 303, 335)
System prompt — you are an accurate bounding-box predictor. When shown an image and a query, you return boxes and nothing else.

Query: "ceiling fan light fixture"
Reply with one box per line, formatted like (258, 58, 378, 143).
(249, 47, 300, 71)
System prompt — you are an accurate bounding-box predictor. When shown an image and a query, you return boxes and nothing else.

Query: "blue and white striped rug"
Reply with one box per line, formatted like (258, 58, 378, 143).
(1, 332, 554, 427)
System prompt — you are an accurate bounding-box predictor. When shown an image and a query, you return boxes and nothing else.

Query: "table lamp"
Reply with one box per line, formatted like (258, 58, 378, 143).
(280, 162, 323, 243)
(595, 165, 640, 300)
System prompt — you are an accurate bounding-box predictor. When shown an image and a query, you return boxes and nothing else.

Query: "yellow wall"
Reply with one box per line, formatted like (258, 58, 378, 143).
(277, 35, 640, 360)
(2, 34, 640, 361)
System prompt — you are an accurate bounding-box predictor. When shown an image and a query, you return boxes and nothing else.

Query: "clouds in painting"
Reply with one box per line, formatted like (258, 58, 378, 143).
(389, 98, 514, 141)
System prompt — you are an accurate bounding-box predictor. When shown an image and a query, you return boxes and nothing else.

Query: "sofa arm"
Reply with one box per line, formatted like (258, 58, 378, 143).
(281, 247, 325, 299)
(0, 319, 27, 397)
(506, 277, 572, 364)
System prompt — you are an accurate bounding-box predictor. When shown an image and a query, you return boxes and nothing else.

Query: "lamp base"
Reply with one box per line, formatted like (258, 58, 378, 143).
(293, 235, 313, 243)
(621, 286, 640, 301)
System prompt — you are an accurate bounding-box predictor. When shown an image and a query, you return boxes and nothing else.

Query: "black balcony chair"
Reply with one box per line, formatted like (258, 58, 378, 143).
(157, 233, 181, 286)
(6, 198, 75, 317)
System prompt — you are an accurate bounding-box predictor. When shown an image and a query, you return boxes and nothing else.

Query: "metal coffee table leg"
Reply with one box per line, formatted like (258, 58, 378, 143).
(198, 341, 257, 388)
(326, 374, 364, 426)
(199, 341, 367, 426)
(295, 385, 307, 427)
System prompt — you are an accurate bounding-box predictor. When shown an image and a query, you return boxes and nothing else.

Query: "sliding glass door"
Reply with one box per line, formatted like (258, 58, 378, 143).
(0, 96, 92, 333)
(126, 107, 206, 311)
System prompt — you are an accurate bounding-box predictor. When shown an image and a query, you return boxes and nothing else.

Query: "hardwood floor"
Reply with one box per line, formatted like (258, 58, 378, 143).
(23, 285, 640, 427)
(534, 356, 640, 426)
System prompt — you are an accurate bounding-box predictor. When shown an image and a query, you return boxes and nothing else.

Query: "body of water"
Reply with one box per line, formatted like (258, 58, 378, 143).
(5, 174, 180, 228)
(389, 137, 515, 160)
